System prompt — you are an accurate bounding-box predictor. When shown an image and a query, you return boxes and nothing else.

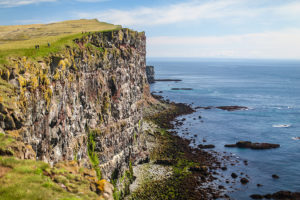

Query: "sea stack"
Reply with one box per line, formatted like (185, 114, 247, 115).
(146, 65, 155, 83)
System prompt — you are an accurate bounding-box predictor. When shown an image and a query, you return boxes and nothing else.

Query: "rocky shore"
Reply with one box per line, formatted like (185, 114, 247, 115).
(126, 95, 231, 200)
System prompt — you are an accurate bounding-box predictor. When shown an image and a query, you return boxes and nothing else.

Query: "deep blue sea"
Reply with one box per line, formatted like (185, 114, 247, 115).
(147, 59, 300, 199)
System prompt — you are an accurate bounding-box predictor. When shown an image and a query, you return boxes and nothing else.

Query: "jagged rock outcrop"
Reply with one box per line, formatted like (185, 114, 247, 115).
(0, 28, 148, 195)
(145, 65, 154, 83)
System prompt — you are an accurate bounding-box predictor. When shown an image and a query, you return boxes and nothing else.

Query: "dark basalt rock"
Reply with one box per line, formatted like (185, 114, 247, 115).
(189, 165, 208, 175)
(272, 174, 279, 179)
(231, 173, 238, 178)
(155, 79, 182, 82)
(171, 88, 193, 90)
(195, 106, 213, 110)
(240, 177, 249, 184)
(272, 191, 300, 199)
(250, 191, 300, 199)
(198, 144, 215, 149)
(154, 159, 173, 166)
(250, 194, 264, 199)
(221, 166, 227, 171)
(225, 141, 280, 150)
(216, 106, 248, 111)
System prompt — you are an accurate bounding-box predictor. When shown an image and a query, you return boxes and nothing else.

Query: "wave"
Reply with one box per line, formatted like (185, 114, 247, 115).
(292, 137, 300, 140)
(272, 124, 291, 128)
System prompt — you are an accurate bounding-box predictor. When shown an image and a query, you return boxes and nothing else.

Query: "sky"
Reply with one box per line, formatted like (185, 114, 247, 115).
(1, 0, 300, 60)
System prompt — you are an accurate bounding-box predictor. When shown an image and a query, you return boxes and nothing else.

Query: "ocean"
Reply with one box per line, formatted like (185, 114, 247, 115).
(147, 59, 300, 199)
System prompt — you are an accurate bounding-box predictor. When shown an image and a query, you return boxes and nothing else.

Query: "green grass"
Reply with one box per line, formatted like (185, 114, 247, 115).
(0, 19, 121, 66)
(0, 133, 15, 149)
(0, 156, 99, 200)
(87, 130, 102, 180)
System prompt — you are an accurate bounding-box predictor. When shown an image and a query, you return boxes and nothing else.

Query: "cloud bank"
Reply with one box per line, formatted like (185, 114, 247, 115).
(148, 29, 300, 59)
(0, 0, 56, 7)
(77, 0, 300, 27)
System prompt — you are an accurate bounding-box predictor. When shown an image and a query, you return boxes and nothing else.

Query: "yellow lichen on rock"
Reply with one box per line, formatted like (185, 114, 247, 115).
(53, 69, 60, 80)
(97, 179, 114, 200)
(58, 59, 66, 70)
(30, 76, 39, 91)
(118, 30, 124, 41)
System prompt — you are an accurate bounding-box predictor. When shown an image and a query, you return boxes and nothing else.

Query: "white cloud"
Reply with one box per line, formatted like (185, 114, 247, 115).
(77, 0, 300, 27)
(273, 1, 300, 18)
(0, 0, 56, 7)
(75, 0, 108, 2)
(77, 0, 256, 26)
(147, 29, 300, 59)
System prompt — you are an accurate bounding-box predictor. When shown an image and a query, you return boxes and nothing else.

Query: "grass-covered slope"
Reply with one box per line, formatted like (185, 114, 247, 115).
(0, 19, 121, 65)
(0, 133, 100, 200)
(0, 156, 100, 200)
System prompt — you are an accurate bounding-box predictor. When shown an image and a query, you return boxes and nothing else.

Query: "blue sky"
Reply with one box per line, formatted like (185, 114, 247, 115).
(1, 0, 300, 59)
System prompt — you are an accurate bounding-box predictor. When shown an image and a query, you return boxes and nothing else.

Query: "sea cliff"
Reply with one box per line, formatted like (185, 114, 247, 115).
(0, 20, 221, 200)
(0, 24, 152, 199)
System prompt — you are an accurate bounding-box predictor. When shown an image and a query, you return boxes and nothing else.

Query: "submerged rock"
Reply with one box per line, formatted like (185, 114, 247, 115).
(225, 141, 280, 150)
(240, 177, 249, 184)
(272, 174, 280, 179)
(250, 191, 300, 199)
(198, 144, 215, 149)
(231, 173, 238, 178)
(216, 106, 248, 111)
(171, 88, 193, 90)
(250, 194, 264, 199)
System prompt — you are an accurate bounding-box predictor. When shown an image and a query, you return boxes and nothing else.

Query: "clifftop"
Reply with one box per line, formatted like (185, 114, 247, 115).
(0, 19, 121, 66)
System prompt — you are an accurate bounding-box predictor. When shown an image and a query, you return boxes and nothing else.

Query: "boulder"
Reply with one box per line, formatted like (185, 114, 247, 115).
(231, 173, 238, 178)
(240, 177, 249, 184)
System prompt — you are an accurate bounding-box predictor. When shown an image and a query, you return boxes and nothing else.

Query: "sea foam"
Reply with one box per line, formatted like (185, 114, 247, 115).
(272, 124, 291, 128)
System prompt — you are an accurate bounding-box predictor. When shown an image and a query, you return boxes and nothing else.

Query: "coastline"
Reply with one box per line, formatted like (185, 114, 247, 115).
(127, 95, 227, 200)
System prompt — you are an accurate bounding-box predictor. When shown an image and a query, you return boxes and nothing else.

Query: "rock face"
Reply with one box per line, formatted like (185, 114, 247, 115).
(0, 28, 148, 190)
(145, 65, 155, 83)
